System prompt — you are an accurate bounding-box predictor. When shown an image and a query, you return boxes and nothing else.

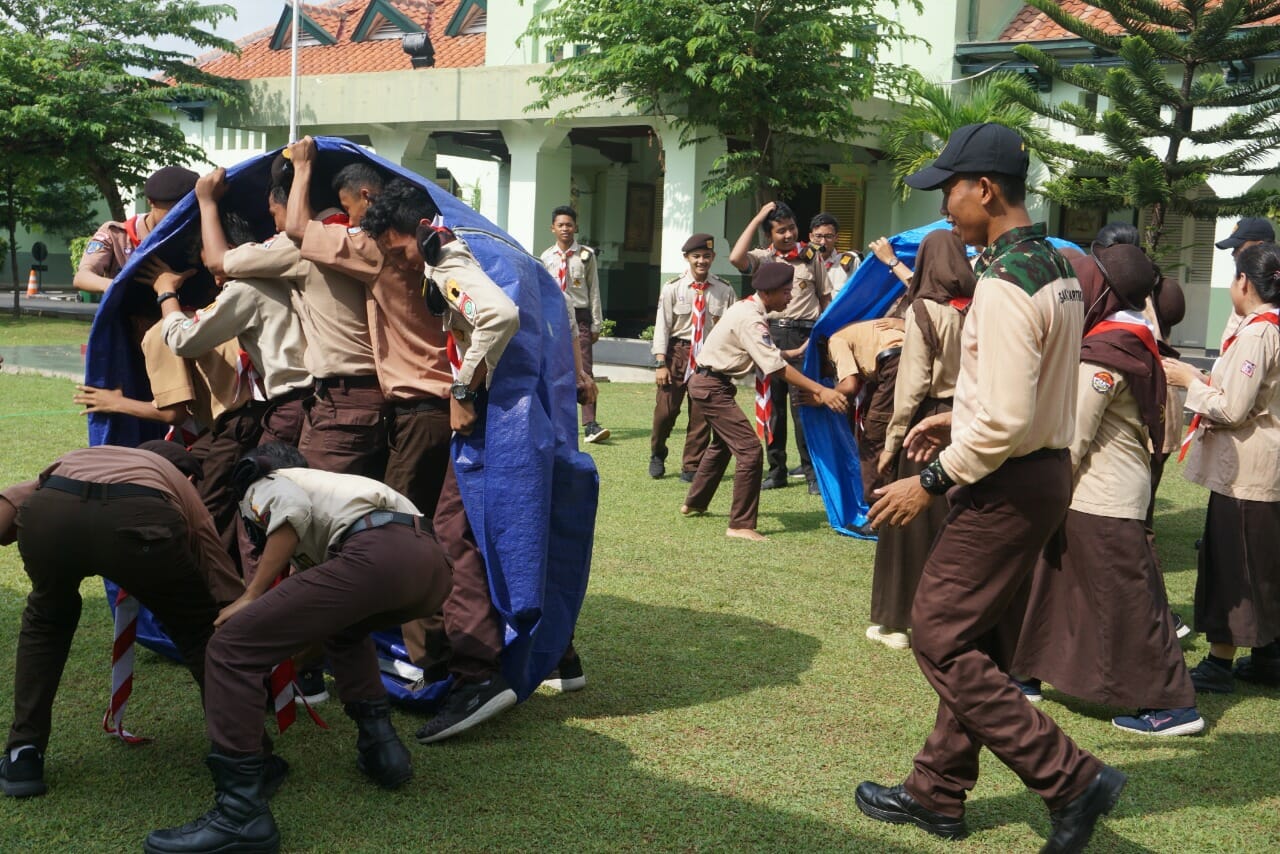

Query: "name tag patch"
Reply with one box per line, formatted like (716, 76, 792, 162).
(1241, 360, 1256, 377)
(1091, 371, 1115, 393)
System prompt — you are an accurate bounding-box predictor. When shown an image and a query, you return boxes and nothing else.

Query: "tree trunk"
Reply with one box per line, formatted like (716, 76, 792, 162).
(5, 171, 18, 317)
(88, 160, 127, 222)
(1144, 200, 1166, 254)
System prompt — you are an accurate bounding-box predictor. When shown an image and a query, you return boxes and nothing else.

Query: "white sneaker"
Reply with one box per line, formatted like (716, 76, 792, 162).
(865, 624, 911, 650)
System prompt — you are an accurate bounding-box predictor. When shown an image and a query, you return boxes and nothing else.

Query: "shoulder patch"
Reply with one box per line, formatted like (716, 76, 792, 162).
(986, 241, 1074, 297)
(1091, 371, 1115, 393)
(840, 253, 855, 271)
(754, 321, 774, 348)
(1241, 359, 1257, 378)
(579, 248, 592, 262)
(85, 240, 106, 254)
(802, 246, 815, 262)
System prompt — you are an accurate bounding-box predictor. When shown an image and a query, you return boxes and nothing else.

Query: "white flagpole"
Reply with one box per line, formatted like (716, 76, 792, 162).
(289, 0, 300, 142)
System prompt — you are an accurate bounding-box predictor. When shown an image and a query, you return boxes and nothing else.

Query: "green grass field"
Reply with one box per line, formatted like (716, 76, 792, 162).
(1, 317, 1278, 852)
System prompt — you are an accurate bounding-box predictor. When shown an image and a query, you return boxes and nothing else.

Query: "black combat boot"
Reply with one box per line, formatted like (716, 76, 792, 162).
(143, 752, 279, 854)
(345, 697, 413, 789)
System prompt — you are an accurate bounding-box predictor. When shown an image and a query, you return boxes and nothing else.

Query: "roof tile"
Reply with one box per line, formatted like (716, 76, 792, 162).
(998, 1, 1280, 42)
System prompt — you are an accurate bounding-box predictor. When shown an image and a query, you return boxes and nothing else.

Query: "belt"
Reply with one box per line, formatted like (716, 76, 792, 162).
(315, 374, 380, 393)
(388, 396, 449, 414)
(670, 337, 692, 347)
(694, 366, 733, 382)
(40, 475, 165, 501)
(874, 346, 903, 365)
(769, 318, 815, 330)
(1010, 447, 1069, 464)
(270, 385, 314, 405)
(339, 510, 420, 545)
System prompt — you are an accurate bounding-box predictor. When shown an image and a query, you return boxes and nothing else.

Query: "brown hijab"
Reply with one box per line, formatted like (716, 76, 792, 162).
(908, 229, 977, 355)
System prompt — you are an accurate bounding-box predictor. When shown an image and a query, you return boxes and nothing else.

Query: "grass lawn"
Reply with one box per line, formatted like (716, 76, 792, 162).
(1, 320, 1278, 852)
(0, 315, 94, 348)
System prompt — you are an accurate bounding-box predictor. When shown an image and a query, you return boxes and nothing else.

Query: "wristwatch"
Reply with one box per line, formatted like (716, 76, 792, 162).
(450, 380, 477, 402)
(155, 291, 179, 306)
(919, 459, 955, 496)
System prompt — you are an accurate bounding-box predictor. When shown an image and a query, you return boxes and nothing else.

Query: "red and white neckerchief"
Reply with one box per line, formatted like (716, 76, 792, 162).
(164, 419, 202, 448)
(769, 242, 807, 263)
(1179, 308, 1280, 460)
(322, 211, 350, 226)
(270, 658, 297, 734)
(446, 333, 462, 381)
(234, 350, 268, 404)
(949, 296, 973, 312)
(102, 587, 150, 744)
(1085, 309, 1160, 358)
(686, 279, 709, 381)
(553, 245, 572, 292)
(746, 295, 774, 443)
(122, 214, 145, 250)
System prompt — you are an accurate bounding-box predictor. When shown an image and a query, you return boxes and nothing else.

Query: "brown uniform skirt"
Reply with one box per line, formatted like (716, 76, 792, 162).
(1195, 491, 1280, 648)
(869, 396, 951, 630)
(1012, 509, 1194, 710)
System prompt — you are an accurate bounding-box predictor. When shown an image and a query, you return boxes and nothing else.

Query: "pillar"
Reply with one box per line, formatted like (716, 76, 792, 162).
(499, 120, 572, 254)
(656, 123, 729, 280)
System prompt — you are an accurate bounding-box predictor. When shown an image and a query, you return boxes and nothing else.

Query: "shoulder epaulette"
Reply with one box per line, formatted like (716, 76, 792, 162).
(839, 252, 857, 271)
(578, 247, 594, 262)
(801, 246, 816, 262)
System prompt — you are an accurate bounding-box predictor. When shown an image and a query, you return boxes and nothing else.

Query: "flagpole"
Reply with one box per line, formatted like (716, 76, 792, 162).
(289, 0, 300, 142)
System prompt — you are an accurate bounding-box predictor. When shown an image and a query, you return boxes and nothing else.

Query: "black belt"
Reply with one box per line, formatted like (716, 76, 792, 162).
(875, 346, 903, 365)
(1010, 447, 1069, 464)
(769, 318, 816, 330)
(388, 396, 449, 415)
(339, 510, 420, 545)
(694, 366, 733, 382)
(40, 475, 165, 501)
(670, 338, 692, 347)
(315, 374, 380, 393)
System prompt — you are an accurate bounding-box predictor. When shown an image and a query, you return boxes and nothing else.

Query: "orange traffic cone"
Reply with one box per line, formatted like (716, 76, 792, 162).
(26, 268, 39, 296)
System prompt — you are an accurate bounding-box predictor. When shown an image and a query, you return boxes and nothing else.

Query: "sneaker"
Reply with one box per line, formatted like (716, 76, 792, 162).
(295, 667, 329, 705)
(1234, 641, 1280, 685)
(788, 466, 806, 480)
(648, 455, 665, 478)
(760, 475, 787, 490)
(1013, 676, 1043, 703)
(679, 471, 695, 483)
(584, 422, 610, 443)
(1171, 612, 1191, 639)
(1189, 657, 1235, 694)
(1112, 707, 1205, 737)
(0, 744, 46, 798)
(416, 676, 517, 744)
(865, 624, 911, 650)
(542, 655, 587, 693)
(808, 480, 821, 495)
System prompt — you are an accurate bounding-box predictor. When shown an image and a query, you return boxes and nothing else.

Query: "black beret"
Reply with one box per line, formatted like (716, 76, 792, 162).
(137, 439, 205, 482)
(753, 261, 794, 292)
(144, 166, 199, 203)
(682, 233, 716, 254)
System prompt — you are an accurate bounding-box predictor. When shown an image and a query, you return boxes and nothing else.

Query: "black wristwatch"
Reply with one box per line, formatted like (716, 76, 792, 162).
(450, 380, 477, 402)
(919, 459, 955, 495)
(156, 291, 179, 307)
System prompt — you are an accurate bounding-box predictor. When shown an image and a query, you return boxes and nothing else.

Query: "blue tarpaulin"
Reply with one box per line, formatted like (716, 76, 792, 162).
(89, 138, 598, 709)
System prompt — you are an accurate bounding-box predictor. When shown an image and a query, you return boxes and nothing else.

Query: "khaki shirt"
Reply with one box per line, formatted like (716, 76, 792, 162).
(301, 223, 450, 401)
(141, 320, 249, 429)
(745, 246, 828, 322)
(651, 272, 736, 356)
(695, 296, 787, 379)
(0, 447, 242, 603)
(1184, 308, 1280, 501)
(240, 468, 418, 570)
(540, 243, 603, 333)
(938, 225, 1084, 486)
(161, 261, 312, 400)
(1069, 361, 1153, 519)
(826, 320, 903, 383)
(884, 300, 965, 463)
(1141, 294, 1186, 455)
(291, 216, 376, 379)
(823, 250, 860, 294)
(78, 215, 152, 285)
(430, 238, 519, 387)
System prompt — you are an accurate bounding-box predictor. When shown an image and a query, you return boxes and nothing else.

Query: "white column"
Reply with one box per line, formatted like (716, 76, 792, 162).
(368, 129, 437, 184)
(500, 121, 571, 254)
(657, 124, 728, 278)
(496, 160, 511, 231)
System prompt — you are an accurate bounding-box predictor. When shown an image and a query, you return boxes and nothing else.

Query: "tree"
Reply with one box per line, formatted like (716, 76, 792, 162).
(0, 1, 242, 222)
(525, 0, 919, 208)
(881, 72, 1048, 202)
(999, 0, 1280, 249)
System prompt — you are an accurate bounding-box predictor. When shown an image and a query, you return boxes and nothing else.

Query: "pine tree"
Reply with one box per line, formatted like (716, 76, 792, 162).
(1000, 0, 1280, 249)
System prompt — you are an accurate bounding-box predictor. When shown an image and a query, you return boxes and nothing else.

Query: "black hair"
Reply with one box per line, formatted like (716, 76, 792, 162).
(1235, 242, 1280, 303)
(551, 205, 577, 224)
(810, 212, 839, 232)
(220, 210, 258, 248)
(230, 441, 309, 500)
(268, 185, 289, 207)
(361, 178, 439, 241)
(765, 203, 797, 229)
(955, 172, 1027, 206)
(1095, 222, 1140, 248)
(332, 163, 386, 197)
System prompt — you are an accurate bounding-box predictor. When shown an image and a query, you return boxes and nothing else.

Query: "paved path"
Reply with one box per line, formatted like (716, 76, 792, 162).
(0, 345, 84, 380)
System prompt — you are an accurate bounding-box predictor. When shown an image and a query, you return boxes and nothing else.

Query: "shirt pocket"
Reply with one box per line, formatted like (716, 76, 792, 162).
(567, 257, 587, 287)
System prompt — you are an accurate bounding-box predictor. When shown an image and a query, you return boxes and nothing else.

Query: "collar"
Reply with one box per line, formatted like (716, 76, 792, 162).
(974, 223, 1047, 276)
(557, 242, 579, 257)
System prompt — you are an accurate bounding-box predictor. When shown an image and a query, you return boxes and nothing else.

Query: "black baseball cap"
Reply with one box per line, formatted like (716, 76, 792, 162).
(904, 123, 1030, 191)
(1215, 217, 1275, 250)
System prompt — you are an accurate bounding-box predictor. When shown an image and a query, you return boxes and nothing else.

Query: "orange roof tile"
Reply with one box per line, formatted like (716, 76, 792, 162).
(198, 0, 484, 79)
(999, 1, 1280, 42)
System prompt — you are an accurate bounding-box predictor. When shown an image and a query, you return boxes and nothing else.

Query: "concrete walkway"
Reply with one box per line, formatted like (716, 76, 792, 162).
(0, 345, 85, 380)
(4, 290, 100, 319)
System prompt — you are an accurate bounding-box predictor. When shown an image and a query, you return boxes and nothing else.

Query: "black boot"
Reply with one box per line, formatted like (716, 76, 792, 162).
(345, 697, 413, 789)
(144, 752, 279, 853)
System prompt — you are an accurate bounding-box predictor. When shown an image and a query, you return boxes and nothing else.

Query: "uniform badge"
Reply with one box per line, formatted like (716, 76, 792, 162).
(445, 278, 463, 304)
(1091, 371, 1115, 393)
(572, 278, 583, 288)
(840, 253, 854, 271)
(578, 248, 591, 263)
(797, 279, 808, 290)
(459, 293, 477, 321)
(755, 321, 773, 347)
(1242, 360, 1256, 377)
(85, 240, 105, 254)
(180, 318, 196, 330)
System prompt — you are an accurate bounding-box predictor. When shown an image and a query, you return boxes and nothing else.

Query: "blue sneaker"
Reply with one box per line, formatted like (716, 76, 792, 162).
(1112, 707, 1205, 737)
(1012, 676, 1042, 702)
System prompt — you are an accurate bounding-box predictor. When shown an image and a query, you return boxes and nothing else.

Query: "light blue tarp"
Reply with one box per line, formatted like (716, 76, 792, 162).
(89, 138, 598, 709)
(799, 220, 1079, 539)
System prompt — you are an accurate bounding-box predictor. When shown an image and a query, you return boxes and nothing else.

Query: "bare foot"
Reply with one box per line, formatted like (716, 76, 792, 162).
(680, 505, 706, 516)
(726, 527, 767, 542)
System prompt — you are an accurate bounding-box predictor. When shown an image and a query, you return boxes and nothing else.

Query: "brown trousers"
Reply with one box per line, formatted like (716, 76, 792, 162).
(905, 450, 1102, 816)
(205, 522, 451, 755)
(434, 462, 506, 682)
(259, 395, 307, 448)
(576, 309, 597, 424)
(650, 339, 711, 475)
(684, 372, 763, 530)
(10, 490, 224, 752)
(855, 352, 900, 499)
(765, 322, 814, 481)
(190, 406, 263, 576)
(298, 375, 387, 478)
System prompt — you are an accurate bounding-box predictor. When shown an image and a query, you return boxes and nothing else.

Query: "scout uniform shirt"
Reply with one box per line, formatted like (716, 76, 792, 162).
(695, 296, 787, 379)
(650, 271, 736, 358)
(1069, 362, 1154, 520)
(240, 467, 419, 570)
(1184, 305, 1280, 502)
(141, 320, 251, 430)
(292, 211, 377, 380)
(745, 245, 829, 322)
(823, 250, 861, 294)
(937, 224, 1084, 486)
(300, 221, 451, 402)
(540, 242, 604, 334)
(77, 214, 153, 286)
(160, 235, 312, 400)
(826, 320, 904, 383)
(883, 299, 965, 463)
(431, 236, 519, 388)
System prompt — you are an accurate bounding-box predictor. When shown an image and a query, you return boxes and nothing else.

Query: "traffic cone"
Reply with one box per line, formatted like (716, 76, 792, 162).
(26, 268, 39, 296)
